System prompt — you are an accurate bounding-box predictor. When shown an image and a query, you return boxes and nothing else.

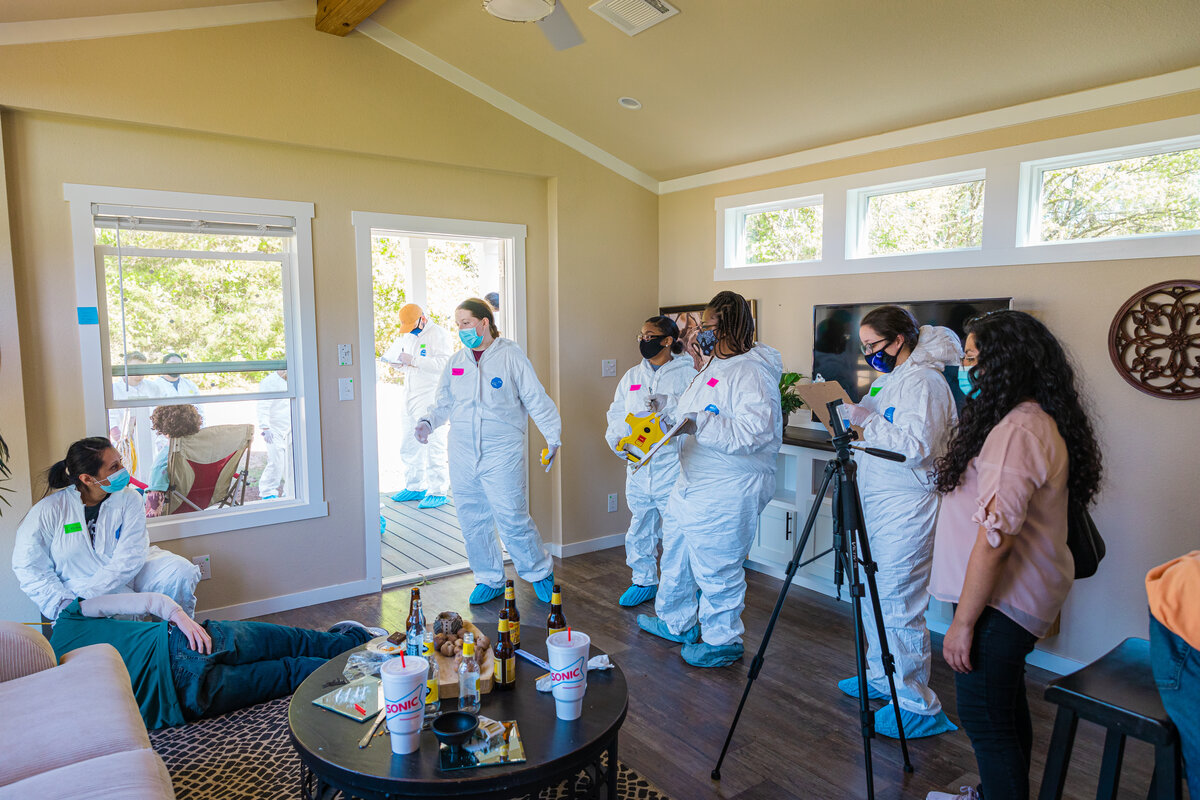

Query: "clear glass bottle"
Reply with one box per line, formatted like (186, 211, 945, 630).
(406, 599, 424, 657)
(458, 633, 481, 713)
(423, 626, 440, 714)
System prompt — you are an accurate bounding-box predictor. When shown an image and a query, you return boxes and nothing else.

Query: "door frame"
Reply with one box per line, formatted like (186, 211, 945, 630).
(352, 211, 528, 587)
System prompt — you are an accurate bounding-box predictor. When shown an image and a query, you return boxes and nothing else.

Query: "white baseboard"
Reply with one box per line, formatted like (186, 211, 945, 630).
(198, 578, 380, 621)
(549, 533, 626, 559)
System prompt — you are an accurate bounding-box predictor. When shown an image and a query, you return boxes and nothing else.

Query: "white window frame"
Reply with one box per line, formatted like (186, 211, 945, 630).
(714, 113, 1200, 281)
(350, 211, 528, 587)
(65, 184, 327, 541)
(723, 193, 823, 269)
(847, 169, 986, 259)
(1018, 133, 1200, 246)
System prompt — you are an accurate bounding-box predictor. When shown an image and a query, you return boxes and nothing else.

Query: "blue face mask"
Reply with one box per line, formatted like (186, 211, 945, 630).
(459, 327, 483, 349)
(958, 368, 979, 399)
(865, 340, 898, 373)
(99, 468, 131, 494)
(696, 329, 718, 356)
(410, 326, 423, 336)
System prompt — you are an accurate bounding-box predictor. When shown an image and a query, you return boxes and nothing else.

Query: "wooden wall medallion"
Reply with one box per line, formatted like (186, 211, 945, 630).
(1108, 280, 1200, 399)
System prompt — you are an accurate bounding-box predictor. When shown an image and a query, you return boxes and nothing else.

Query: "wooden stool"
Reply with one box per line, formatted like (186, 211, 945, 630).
(1038, 638, 1182, 800)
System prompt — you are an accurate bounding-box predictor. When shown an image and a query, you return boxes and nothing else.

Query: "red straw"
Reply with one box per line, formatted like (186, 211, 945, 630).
(567, 627, 572, 641)
(400, 653, 406, 668)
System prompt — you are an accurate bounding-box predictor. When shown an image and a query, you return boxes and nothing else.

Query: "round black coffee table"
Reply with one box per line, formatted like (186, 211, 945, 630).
(288, 627, 627, 800)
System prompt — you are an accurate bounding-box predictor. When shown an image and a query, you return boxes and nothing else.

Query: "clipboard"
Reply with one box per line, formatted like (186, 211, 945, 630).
(629, 416, 690, 474)
(795, 381, 864, 439)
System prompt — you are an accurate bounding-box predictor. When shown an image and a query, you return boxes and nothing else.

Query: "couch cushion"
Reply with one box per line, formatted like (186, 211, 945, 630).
(0, 644, 150, 786)
(0, 620, 56, 682)
(0, 747, 174, 800)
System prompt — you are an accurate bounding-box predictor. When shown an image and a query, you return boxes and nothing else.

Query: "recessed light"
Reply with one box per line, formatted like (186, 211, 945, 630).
(618, 97, 642, 110)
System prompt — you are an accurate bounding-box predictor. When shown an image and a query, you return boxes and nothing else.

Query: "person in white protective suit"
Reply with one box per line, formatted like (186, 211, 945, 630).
(256, 369, 292, 500)
(12, 437, 202, 621)
(416, 298, 561, 605)
(108, 350, 164, 486)
(153, 353, 201, 397)
(836, 305, 962, 739)
(636, 291, 783, 668)
(604, 316, 697, 607)
(380, 303, 454, 509)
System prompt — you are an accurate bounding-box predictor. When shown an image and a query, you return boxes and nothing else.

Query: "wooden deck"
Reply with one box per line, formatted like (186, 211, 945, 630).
(379, 492, 469, 580)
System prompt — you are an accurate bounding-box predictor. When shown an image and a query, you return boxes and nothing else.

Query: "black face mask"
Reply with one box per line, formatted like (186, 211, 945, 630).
(639, 336, 667, 360)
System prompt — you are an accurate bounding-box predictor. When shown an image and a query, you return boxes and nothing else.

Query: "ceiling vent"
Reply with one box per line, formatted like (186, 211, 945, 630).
(589, 0, 679, 36)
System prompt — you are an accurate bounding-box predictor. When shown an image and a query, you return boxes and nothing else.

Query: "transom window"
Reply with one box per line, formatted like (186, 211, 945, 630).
(852, 172, 986, 257)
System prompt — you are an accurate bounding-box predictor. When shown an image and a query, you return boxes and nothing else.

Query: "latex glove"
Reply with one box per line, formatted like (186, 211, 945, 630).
(542, 444, 560, 472)
(108, 426, 121, 442)
(673, 412, 698, 437)
(645, 393, 669, 413)
(396, 353, 414, 367)
(840, 403, 873, 428)
(171, 609, 213, 654)
(261, 429, 274, 444)
(414, 421, 432, 445)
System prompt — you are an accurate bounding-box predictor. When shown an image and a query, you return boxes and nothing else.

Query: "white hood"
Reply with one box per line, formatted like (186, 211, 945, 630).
(906, 325, 963, 371)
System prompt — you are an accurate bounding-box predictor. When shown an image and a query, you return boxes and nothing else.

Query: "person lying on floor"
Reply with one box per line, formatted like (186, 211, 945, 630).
(49, 591, 383, 729)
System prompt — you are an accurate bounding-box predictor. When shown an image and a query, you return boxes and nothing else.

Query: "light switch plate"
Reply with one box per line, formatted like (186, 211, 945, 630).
(601, 359, 617, 378)
(192, 554, 211, 581)
(338, 377, 355, 401)
(338, 343, 353, 366)
(607, 493, 618, 512)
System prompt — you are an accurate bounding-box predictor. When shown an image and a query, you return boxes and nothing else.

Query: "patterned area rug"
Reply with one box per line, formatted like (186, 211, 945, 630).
(149, 697, 670, 800)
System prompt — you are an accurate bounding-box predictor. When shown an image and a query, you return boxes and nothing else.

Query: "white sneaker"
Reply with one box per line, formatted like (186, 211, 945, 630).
(927, 788, 981, 800)
(329, 620, 387, 638)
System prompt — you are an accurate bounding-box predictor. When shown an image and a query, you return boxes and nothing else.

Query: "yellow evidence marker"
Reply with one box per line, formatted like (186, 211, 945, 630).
(616, 412, 669, 465)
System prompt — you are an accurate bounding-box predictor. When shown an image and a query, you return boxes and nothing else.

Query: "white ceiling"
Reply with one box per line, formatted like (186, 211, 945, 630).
(4, 0, 1200, 182)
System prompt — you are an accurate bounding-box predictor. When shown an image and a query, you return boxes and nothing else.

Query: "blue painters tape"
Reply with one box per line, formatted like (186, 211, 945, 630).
(704, 404, 720, 415)
(77, 306, 99, 325)
(491, 377, 504, 389)
(883, 407, 895, 423)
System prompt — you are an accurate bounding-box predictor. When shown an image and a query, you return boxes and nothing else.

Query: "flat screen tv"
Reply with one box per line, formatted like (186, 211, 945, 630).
(812, 297, 1012, 406)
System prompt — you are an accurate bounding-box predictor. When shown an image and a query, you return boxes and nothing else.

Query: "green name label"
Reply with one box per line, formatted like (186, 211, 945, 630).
(869, 387, 883, 397)
(64, 522, 83, 534)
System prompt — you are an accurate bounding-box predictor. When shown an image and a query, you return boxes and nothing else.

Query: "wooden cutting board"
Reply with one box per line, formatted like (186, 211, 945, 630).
(436, 619, 495, 698)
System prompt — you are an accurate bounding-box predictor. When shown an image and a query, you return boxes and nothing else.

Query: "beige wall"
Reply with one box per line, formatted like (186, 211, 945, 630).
(0, 19, 656, 619)
(658, 96, 1200, 666)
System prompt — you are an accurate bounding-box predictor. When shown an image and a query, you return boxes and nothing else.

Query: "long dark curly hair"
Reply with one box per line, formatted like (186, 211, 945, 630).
(934, 310, 1102, 507)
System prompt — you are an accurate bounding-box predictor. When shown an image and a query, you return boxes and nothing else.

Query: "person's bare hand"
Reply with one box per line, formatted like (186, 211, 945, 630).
(943, 618, 974, 673)
(171, 609, 212, 654)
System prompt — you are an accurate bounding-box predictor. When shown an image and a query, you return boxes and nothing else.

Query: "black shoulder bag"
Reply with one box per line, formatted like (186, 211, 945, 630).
(1067, 496, 1105, 579)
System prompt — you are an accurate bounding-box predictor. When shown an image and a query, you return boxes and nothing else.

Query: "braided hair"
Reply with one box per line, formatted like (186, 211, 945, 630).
(933, 310, 1102, 507)
(706, 291, 755, 357)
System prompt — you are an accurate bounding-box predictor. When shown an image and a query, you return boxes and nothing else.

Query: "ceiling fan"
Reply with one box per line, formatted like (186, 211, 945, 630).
(483, 0, 585, 51)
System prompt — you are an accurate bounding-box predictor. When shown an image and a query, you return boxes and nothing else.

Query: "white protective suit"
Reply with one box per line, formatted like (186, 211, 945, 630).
(382, 323, 454, 496)
(422, 338, 560, 589)
(109, 378, 164, 484)
(654, 344, 783, 647)
(604, 355, 697, 586)
(853, 325, 961, 716)
(154, 376, 201, 397)
(256, 371, 292, 498)
(12, 486, 201, 620)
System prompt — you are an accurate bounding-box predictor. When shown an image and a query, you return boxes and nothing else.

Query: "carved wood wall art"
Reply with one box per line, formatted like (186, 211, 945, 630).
(1108, 280, 1200, 399)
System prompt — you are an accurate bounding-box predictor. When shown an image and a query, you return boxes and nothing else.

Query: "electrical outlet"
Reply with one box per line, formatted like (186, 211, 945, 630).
(607, 493, 618, 512)
(601, 359, 617, 378)
(192, 554, 211, 581)
(338, 343, 353, 366)
(338, 377, 355, 401)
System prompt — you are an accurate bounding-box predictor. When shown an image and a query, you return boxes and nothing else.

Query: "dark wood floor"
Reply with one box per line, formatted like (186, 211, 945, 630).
(255, 548, 1163, 800)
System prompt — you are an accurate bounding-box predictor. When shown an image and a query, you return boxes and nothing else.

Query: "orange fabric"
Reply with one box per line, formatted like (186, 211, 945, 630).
(1147, 551, 1200, 651)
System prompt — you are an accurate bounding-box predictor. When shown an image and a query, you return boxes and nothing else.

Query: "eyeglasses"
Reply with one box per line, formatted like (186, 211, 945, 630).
(859, 337, 892, 356)
(636, 333, 666, 342)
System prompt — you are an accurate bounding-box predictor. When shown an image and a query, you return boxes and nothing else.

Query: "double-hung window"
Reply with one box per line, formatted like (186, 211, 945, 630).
(66, 185, 325, 539)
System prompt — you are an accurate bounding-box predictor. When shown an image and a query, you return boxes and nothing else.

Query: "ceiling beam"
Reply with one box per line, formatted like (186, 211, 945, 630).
(316, 0, 389, 36)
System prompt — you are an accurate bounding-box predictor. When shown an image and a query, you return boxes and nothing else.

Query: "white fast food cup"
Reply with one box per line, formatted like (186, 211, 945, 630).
(380, 656, 428, 754)
(546, 630, 590, 721)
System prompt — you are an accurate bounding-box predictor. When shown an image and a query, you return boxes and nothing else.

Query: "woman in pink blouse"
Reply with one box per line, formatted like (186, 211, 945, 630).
(927, 310, 1102, 800)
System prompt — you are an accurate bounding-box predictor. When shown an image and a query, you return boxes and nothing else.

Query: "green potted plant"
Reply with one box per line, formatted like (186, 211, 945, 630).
(779, 372, 806, 429)
(0, 432, 10, 514)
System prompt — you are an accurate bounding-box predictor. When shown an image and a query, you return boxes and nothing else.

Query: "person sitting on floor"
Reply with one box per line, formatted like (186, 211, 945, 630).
(50, 590, 384, 729)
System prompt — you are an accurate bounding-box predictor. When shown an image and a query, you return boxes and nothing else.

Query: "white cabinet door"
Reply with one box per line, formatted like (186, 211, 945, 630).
(750, 503, 796, 567)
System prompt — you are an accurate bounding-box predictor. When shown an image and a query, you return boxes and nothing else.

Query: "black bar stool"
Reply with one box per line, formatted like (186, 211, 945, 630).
(1038, 637, 1182, 800)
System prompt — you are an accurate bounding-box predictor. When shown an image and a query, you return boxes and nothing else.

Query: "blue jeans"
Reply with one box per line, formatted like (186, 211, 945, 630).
(169, 620, 371, 720)
(1149, 612, 1200, 798)
(954, 606, 1039, 800)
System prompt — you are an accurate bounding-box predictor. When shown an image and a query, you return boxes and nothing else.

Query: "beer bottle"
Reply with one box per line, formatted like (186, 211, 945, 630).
(494, 609, 516, 691)
(503, 579, 521, 650)
(405, 588, 421, 635)
(546, 584, 567, 637)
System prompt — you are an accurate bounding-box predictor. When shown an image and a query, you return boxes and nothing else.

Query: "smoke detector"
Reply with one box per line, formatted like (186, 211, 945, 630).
(589, 0, 679, 36)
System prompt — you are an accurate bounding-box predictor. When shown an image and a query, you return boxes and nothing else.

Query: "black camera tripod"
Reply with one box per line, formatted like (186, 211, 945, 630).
(711, 399, 914, 799)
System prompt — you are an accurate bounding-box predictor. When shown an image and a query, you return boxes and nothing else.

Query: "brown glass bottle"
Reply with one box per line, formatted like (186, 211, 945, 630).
(493, 609, 516, 691)
(546, 584, 567, 637)
(503, 579, 521, 650)
(405, 588, 421, 634)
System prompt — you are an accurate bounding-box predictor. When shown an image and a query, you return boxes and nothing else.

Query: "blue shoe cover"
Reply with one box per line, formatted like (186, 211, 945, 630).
(417, 494, 448, 509)
(681, 641, 744, 668)
(532, 575, 555, 603)
(837, 676, 888, 700)
(468, 584, 504, 604)
(379, 514, 386, 535)
(390, 489, 426, 503)
(874, 705, 957, 739)
(618, 584, 658, 607)
(636, 614, 700, 644)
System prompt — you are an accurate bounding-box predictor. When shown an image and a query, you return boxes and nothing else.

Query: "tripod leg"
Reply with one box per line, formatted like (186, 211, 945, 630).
(838, 543, 877, 800)
(711, 462, 838, 780)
